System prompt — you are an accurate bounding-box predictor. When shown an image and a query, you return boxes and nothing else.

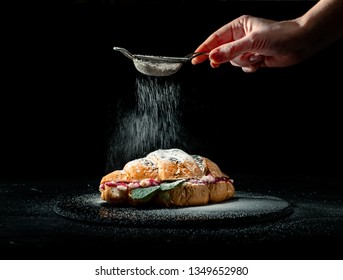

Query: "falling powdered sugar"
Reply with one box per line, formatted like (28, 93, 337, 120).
(107, 76, 190, 171)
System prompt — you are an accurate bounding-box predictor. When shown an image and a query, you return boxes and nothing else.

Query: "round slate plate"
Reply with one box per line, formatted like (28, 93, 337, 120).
(53, 191, 293, 227)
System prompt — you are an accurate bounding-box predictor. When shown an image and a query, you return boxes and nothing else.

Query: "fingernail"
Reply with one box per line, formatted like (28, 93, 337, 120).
(210, 51, 223, 63)
(249, 54, 262, 63)
(191, 58, 199, 65)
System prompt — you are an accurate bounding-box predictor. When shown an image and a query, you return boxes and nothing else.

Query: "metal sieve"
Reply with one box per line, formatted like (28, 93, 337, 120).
(113, 46, 208, 77)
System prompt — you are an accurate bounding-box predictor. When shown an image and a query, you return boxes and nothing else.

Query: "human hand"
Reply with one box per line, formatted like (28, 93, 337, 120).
(191, 15, 305, 73)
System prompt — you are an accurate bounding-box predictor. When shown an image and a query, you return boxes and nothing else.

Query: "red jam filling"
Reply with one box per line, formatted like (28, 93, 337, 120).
(100, 175, 232, 190)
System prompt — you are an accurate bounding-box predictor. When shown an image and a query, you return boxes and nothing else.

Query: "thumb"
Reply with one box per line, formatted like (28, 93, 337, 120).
(209, 37, 255, 63)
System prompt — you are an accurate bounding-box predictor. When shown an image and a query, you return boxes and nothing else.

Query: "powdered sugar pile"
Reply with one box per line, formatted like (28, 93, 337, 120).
(147, 148, 208, 177)
(147, 148, 194, 164)
(133, 59, 182, 77)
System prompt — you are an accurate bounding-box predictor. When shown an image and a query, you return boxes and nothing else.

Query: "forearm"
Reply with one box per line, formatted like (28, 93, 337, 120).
(296, 0, 343, 52)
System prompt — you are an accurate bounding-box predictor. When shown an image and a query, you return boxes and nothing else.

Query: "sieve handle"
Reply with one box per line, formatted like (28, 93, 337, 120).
(113, 47, 134, 60)
(184, 52, 209, 61)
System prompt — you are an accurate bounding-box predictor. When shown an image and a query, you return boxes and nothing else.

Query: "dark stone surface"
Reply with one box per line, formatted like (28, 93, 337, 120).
(1, 174, 342, 260)
(53, 191, 293, 227)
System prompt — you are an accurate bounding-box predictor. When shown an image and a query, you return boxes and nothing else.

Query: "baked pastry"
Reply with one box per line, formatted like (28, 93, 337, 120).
(99, 148, 235, 207)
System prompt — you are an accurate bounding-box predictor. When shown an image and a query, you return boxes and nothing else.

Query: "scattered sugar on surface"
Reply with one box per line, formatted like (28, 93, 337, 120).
(54, 192, 293, 227)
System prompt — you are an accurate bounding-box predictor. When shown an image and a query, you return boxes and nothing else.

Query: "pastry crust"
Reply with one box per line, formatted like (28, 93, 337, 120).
(99, 148, 235, 207)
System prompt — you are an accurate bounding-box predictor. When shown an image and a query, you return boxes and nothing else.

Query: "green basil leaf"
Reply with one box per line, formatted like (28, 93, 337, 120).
(130, 179, 187, 200)
(130, 185, 160, 200)
(160, 179, 186, 191)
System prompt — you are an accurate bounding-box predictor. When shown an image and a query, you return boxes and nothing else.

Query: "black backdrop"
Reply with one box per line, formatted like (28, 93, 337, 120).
(1, 0, 342, 183)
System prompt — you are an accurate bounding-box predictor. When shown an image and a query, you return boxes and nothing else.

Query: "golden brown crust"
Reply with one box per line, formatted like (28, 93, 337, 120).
(208, 181, 235, 203)
(100, 170, 129, 184)
(203, 157, 224, 177)
(99, 148, 235, 207)
(123, 158, 159, 181)
(154, 180, 235, 207)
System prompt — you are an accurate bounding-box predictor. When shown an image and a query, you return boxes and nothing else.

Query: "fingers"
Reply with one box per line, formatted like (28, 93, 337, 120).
(230, 53, 263, 66)
(193, 32, 265, 72)
(210, 52, 264, 72)
(193, 28, 257, 66)
(192, 16, 249, 65)
(193, 47, 265, 72)
(241, 60, 265, 73)
(191, 22, 239, 65)
(191, 54, 209, 65)
(192, 37, 232, 65)
(191, 15, 270, 72)
(231, 53, 265, 72)
(191, 34, 222, 65)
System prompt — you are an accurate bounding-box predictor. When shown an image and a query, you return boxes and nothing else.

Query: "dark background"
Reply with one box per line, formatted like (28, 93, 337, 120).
(1, 0, 342, 262)
(1, 0, 342, 184)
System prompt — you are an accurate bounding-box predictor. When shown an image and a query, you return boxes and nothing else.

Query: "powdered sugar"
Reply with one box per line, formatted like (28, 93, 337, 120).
(192, 155, 206, 172)
(146, 148, 204, 178)
(106, 76, 190, 171)
(133, 59, 182, 77)
(147, 148, 194, 164)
